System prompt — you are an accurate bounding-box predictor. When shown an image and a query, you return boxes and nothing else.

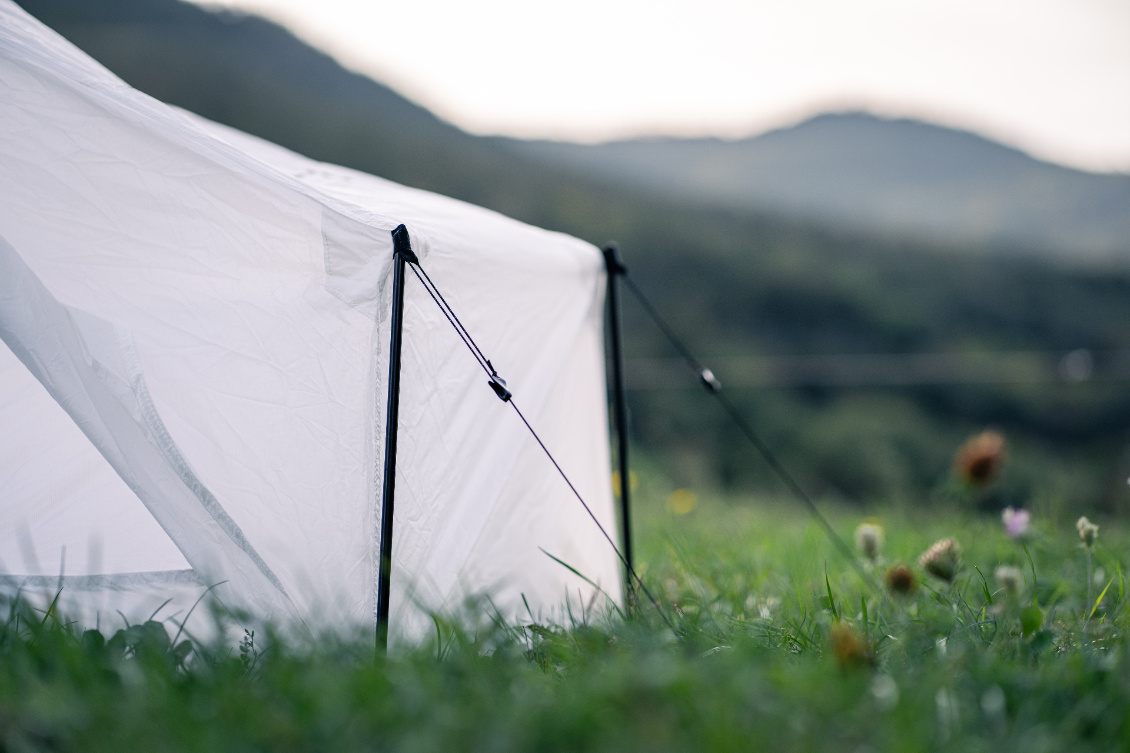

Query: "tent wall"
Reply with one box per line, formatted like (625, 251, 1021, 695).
(0, 0, 621, 640)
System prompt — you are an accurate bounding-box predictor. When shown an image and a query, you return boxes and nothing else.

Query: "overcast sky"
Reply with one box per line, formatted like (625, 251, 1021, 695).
(194, 0, 1130, 173)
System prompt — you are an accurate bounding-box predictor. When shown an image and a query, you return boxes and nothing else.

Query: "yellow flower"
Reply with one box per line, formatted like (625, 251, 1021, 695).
(667, 488, 697, 515)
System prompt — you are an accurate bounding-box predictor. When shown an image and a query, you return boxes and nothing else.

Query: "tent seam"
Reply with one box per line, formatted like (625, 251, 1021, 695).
(116, 328, 292, 601)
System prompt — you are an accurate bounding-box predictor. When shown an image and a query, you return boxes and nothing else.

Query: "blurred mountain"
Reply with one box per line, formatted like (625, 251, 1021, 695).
(510, 113, 1130, 262)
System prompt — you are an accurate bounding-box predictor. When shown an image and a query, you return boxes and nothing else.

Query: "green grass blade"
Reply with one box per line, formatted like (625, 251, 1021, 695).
(825, 566, 839, 622)
(40, 588, 64, 626)
(148, 598, 174, 622)
(974, 566, 992, 605)
(1089, 578, 1115, 621)
(170, 580, 227, 647)
(539, 548, 626, 620)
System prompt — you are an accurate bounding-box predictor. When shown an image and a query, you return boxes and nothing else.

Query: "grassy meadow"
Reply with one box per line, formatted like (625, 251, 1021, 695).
(7, 4, 1129, 750)
(3, 458, 1128, 752)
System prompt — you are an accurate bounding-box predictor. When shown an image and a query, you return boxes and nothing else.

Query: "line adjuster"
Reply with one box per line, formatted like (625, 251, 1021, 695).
(489, 374, 512, 402)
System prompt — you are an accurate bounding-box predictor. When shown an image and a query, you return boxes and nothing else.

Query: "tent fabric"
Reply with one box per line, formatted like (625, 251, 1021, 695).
(0, 0, 622, 640)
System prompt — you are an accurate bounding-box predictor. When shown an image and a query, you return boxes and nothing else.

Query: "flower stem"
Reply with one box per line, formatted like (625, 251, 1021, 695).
(1085, 548, 1094, 621)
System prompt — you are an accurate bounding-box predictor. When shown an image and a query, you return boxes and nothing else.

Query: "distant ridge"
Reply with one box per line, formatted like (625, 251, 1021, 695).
(509, 112, 1130, 261)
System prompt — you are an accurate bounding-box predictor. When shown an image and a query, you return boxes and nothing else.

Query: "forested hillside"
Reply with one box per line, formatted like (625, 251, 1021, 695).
(15, 0, 1130, 512)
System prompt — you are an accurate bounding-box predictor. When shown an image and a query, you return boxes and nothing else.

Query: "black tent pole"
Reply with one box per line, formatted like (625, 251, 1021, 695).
(377, 224, 418, 651)
(602, 244, 634, 600)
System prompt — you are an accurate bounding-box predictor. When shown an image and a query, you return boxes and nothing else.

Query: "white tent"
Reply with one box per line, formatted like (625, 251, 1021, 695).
(0, 0, 622, 640)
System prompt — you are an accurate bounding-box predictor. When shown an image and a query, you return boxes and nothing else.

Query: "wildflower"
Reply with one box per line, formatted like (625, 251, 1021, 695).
(667, 488, 697, 515)
(994, 565, 1024, 598)
(918, 538, 962, 583)
(744, 595, 781, 620)
(829, 623, 873, 668)
(884, 564, 917, 596)
(1001, 507, 1030, 540)
(854, 522, 884, 563)
(1077, 517, 1100, 618)
(1076, 516, 1099, 548)
(953, 430, 1005, 486)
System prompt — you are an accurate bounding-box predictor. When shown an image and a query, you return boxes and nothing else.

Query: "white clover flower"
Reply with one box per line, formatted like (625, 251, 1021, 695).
(1076, 516, 1099, 548)
(855, 523, 884, 563)
(994, 565, 1024, 597)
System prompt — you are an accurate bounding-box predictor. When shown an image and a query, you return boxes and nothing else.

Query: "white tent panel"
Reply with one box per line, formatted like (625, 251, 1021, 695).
(455, 307, 622, 622)
(0, 22, 383, 625)
(198, 118, 621, 627)
(0, 0, 621, 640)
(0, 340, 189, 577)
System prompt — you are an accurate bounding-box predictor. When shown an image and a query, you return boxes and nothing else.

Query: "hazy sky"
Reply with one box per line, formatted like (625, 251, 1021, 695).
(194, 0, 1130, 173)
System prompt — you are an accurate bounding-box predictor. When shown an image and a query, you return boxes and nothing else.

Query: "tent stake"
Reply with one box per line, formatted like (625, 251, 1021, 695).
(602, 244, 634, 600)
(377, 224, 418, 651)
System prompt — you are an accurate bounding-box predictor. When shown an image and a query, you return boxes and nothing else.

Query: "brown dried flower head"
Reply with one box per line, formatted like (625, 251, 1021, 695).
(884, 564, 917, 596)
(918, 538, 962, 583)
(829, 623, 873, 668)
(953, 430, 1006, 486)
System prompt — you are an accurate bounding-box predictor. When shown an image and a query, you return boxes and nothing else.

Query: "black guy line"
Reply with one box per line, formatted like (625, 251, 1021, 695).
(404, 259, 678, 632)
(407, 264, 492, 376)
(508, 399, 675, 632)
(620, 274, 880, 592)
(409, 264, 496, 376)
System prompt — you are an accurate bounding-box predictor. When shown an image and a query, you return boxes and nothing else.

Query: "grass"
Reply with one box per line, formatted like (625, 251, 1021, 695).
(2, 490, 1128, 752)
